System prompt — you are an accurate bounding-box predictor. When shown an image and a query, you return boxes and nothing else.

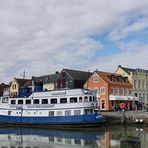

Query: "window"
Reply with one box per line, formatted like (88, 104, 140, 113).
(2, 97, 8, 103)
(60, 98, 67, 103)
(8, 111, 11, 115)
(146, 81, 148, 90)
(51, 98, 57, 104)
(70, 97, 77, 103)
(100, 87, 105, 95)
(26, 100, 31, 104)
(142, 81, 145, 89)
(84, 109, 93, 115)
(74, 110, 81, 115)
(79, 97, 83, 102)
(138, 80, 141, 89)
(93, 96, 96, 102)
(120, 88, 124, 95)
(33, 99, 39, 104)
(42, 99, 48, 104)
(143, 93, 145, 101)
(11, 100, 16, 104)
(84, 96, 88, 102)
(110, 88, 114, 95)
(49, 111, 54, 116)
(134, 80, 137, 89)
(56, 111, 62, 116)
(18, 100, 23, 104)
(89, 96, 92, 102)
(115, 88, 119, 95)
(93, 74, 99, 82)
(65, 110, 71, 116)
(101, 100, 105, 110)
(125, 88, 129, 96)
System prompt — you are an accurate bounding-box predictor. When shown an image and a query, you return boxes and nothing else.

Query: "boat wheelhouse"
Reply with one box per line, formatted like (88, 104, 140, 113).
(0, 89, 105, 127)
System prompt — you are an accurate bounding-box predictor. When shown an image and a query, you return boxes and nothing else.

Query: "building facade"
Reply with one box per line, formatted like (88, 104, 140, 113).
(84, 71, 135, 111)
(115, 65, 148, 107)
(9, 78, 31, 98)
(57, 69, 92, 89)
(32, 73, 59, 92)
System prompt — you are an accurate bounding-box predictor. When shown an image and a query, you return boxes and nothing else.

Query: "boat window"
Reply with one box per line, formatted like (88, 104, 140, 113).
(33, 99, 39, 104)
(48, 136, 54, 142)
(65, 110, 71, 116)
(74, 110, 81, 115)
(18, 100, 23, 104)
(74, 139, 81, 145)
(84, 109, 93, 115)
(84, 96, 88, 102)
(1, 97, 8, 103)
(8, 111, 11, 115)
(70, 97, 77, 103)
(93, 96, 96, 102)
(49, 111, 54, 116)
(42, 99, 48, 104)
(65, 138, 72, 144)
(60, 98, 67, 103)
(11, 100, 16, 104)
(89, 96, 92, 102)
(79, 97, 83, 102)
(26, 100, 31, 104)
(51, 98, 57, 104)
(56, 111, 62, 116)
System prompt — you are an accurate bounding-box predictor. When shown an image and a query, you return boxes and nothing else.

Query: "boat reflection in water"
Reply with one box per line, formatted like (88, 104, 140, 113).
(0, 127, 105, 148)
(0, 126, 147, 148)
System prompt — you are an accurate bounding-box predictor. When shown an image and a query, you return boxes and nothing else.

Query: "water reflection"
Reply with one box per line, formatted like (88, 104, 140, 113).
(0, 126, 147, 148)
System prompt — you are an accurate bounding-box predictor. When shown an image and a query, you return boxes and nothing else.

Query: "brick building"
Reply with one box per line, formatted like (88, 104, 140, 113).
(84, 71, 137, 111)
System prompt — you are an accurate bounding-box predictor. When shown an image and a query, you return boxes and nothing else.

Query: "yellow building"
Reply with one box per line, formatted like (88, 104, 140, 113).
(10, 78, 31, 98)
(115, 65, 148, 107)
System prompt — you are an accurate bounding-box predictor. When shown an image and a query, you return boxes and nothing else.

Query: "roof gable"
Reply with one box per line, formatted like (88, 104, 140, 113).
(61, 69, 92, 81)
(96, 71, 132, 86)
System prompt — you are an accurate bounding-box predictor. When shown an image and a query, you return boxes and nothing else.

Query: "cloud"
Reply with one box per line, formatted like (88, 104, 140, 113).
(0, 0, 148, 83)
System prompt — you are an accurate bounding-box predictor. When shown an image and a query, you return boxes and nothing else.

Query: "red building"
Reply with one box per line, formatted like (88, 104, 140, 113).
(85, 71, 137, 111)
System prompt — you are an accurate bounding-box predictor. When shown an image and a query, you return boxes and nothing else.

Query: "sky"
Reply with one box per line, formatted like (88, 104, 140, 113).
(0, 0, 148, 83)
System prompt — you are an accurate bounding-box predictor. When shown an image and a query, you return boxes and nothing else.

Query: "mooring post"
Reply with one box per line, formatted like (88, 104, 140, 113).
(122, 109, 125, 124)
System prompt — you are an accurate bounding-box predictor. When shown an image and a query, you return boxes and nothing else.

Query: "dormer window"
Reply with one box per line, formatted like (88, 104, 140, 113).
(93, 74, 99, 83)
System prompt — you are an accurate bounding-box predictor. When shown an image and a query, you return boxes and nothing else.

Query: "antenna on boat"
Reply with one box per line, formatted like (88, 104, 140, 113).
(20, 70, 26, 79)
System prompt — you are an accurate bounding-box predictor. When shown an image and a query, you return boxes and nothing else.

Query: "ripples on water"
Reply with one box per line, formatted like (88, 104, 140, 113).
(0, 126, 147, 148)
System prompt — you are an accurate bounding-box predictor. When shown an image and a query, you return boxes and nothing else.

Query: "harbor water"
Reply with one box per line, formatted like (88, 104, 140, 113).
(0, 125, 147, 148)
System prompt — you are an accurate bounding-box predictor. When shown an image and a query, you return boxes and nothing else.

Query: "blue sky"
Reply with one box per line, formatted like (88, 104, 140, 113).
(0, 0, 148, 83)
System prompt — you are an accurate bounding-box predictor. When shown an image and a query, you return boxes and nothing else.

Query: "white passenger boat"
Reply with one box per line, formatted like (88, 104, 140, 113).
(0, 89, 105, 127)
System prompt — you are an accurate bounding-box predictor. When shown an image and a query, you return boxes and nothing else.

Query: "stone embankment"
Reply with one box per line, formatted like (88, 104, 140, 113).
(101, 110, 148, 125)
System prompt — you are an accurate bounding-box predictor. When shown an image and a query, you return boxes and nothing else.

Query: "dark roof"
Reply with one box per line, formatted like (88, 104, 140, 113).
(32, 73, 59, 84)
(62, 69, 92, 81)
(118, 65, 148, 75)
(15, 78, 31, 87)
(96, 71, 132, 86)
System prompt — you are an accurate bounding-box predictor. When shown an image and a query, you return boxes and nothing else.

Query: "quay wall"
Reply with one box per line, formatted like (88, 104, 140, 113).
(101, 110, 148, 125)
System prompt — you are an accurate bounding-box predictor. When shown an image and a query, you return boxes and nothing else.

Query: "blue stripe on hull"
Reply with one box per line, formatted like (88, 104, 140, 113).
(0, 114, 105, 125)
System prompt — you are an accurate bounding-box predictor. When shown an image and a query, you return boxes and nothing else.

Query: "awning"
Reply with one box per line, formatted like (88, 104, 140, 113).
(109, 95, 139, 101)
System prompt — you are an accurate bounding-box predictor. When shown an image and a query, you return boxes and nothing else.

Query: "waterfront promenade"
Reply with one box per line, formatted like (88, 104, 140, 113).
(101, 110, 148, 124)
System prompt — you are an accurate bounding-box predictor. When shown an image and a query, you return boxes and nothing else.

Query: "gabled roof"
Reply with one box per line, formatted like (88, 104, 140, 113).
(32, 73, 59, 84)
(117, 65, 148, 75)
(15, 78, 31, 87)
(95, 71, 132, 86)
(61, 69, 92, 81)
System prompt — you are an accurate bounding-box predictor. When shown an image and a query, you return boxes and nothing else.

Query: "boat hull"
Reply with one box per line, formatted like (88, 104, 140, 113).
(0, 114, 105, 128)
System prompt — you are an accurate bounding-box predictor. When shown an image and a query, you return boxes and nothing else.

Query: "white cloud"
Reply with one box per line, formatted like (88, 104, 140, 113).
(0, 0, 148, 83)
